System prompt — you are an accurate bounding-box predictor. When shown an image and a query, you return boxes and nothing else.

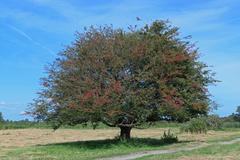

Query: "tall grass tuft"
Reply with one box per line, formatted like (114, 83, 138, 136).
(160, 129, 178, 143)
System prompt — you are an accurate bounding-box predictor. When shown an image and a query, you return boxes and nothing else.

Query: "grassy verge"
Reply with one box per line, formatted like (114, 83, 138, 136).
(137, 142, 240, 160)
(0, 138, 187, 160)
(0, 128, 240, 160)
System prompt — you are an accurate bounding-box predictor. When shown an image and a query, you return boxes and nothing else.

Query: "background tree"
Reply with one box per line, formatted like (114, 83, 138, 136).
(0, 112, 4, 123)
(233, 106, 240, 122)
(236, 106, 240, 115)
(29, 20, 216, 139)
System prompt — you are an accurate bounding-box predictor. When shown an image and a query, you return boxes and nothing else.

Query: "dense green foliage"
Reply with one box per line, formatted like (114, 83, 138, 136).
(29, 20, 216, 138)
(222, 121, 240, 128)
(233, 106, 240, 121)
(0, 120, 180, 130)
(181, 117, 208, 134)
(204, 115, 223, 130)
(2, 119, 240, 130)
(0, 112, 4, 122)
(220, 106, 240, 128)
(160, 129, 178, 143)
(0, 120, 49, 129)
(180, 115, 223, 134)
(0, 120, 110, 130)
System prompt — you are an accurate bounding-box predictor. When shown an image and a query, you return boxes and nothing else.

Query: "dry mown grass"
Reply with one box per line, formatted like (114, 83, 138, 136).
(0, 128, 179, 148)
(1, 128, 240, 148)
(0, 128, 240, 160)
(0, 128, 231, 148)
(0, 129, 118, 148)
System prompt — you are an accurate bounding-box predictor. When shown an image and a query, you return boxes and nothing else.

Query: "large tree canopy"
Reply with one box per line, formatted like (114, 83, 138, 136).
(29, 20, 216, 139)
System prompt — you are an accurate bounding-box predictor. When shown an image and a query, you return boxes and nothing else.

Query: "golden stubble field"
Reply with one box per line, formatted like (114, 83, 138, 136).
(0, 128, 240, 160)
(1, 128, 240, 148)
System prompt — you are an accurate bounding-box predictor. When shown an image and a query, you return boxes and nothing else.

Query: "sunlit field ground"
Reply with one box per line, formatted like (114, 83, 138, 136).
(0, 127, 240, 160)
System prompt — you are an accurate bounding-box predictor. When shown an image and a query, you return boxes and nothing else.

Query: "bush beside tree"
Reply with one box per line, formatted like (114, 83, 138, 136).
(180, 115, 223, 134)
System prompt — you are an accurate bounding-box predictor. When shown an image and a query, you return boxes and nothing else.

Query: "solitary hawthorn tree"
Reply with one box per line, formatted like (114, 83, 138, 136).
(29, 20, 216, 139)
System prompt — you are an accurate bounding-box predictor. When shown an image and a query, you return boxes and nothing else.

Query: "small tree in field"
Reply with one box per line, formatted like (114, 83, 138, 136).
(29, 20, 216, 139)
(0, 112, 4, 123)
(233, 106, 240, 122)
(236, 106, 240, 115)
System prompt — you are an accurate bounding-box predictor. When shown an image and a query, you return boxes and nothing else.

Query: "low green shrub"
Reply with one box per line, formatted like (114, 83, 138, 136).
(205, 115, 223, 130)
(180, 115, 223, 134)
(181, 117, 208, 134)
(160, 129, 178, 143)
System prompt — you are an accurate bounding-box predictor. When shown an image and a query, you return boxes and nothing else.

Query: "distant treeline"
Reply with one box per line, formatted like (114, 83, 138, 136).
(0, 118, 240, 130)
(0, 119, 49, 129)
(0, 119, 181, 130)
(0, 108, 240, 130)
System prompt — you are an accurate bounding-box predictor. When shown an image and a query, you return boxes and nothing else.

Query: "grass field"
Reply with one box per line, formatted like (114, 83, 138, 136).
(0, 127, 240, 160)
(137, 142, 240, 160)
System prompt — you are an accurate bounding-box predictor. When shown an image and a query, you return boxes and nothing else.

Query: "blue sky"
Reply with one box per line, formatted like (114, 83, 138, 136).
(0, 0, 240, 120)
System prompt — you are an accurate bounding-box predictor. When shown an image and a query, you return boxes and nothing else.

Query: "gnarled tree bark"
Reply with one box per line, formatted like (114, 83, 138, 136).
(120, 126, 132, 139)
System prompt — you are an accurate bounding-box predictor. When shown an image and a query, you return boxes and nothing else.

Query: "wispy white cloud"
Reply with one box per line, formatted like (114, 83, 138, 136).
(0, 101, 6, 106)
(0, 101, 20, 109)
(0, 0, 237, 34)
(7, 24, 55, 56)
(3, 0, 158, 33)
(20, 111, 27, 115)
(170, 7, 229, 32)
(28, 0, 236, 35)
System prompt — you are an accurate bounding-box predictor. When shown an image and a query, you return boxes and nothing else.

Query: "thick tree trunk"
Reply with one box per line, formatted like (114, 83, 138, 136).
(120, 126, 132, 139)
